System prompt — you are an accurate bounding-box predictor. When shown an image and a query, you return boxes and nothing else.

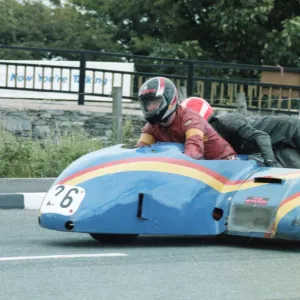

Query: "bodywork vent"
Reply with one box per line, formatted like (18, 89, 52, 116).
(254, 177, 283, 184)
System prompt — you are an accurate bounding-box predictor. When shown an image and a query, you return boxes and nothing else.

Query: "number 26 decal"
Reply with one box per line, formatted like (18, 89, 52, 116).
(41, 184, 86, 216)
(54, 185, 80, 208)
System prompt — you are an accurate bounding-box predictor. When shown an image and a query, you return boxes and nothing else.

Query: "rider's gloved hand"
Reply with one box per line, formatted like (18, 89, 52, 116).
(265, 159, 281, 168)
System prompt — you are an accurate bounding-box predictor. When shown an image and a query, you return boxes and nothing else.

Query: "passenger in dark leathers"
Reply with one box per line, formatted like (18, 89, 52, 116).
(181, 97, 300, 168)
(135, 77, 237, 161)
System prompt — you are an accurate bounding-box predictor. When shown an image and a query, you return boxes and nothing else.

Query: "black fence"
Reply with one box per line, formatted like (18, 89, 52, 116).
(0, 45, 300, 114)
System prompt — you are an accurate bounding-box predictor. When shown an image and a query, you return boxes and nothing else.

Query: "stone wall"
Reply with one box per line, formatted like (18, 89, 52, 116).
(0, 106, 146, 145)
(0, 103, 298, 145)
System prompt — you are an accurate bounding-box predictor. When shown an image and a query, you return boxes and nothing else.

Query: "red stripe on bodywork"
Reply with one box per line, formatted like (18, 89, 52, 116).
(264, 191, 300, 238)
(58, 157, 246, 185)
(279, 192, 300, 207)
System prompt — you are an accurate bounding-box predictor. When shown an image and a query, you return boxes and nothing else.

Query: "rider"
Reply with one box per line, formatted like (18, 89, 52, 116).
(135, 77, 237, 161)
(181, 97, 300, 168)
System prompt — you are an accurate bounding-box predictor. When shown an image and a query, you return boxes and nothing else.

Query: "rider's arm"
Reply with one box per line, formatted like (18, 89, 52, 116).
(136, 124, 156, 147)
(221, 113, 277, 166)
(181, 110, 205, 160)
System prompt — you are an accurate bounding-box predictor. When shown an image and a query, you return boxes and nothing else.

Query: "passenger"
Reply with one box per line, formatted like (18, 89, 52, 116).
(181, 97, 300, 168)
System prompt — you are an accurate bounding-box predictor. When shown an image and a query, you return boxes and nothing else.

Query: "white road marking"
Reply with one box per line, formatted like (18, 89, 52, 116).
(0, 253, 127, 261)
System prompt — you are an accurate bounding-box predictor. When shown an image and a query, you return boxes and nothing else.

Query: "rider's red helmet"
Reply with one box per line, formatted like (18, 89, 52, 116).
(180, 97, 214, 121)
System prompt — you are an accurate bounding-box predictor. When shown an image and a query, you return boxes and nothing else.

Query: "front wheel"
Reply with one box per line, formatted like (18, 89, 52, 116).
(90, 233, 139, 245)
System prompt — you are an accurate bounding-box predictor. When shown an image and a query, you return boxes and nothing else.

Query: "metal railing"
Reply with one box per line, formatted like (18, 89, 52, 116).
(0, 44, 300, 114)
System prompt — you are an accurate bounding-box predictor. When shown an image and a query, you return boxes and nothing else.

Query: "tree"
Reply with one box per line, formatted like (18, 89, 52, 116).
(68, 0, 300, 67)
(0, 0, 122, 60)
(207, 0, 274, 64)
(1, 0, 299, 67)
(69, 0, 207, 59)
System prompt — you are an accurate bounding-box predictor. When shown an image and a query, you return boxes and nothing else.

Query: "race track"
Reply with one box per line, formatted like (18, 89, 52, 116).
(1, 210, 300, 300)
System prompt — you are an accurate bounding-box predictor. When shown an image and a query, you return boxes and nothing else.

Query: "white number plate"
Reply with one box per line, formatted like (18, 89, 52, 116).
(40, 184, 86, 216)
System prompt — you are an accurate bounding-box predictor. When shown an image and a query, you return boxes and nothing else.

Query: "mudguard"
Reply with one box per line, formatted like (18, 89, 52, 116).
(38, 142, 300, 241)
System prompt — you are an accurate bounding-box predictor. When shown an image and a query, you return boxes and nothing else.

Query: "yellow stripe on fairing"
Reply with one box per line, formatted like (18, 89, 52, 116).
(63, 161, 266, 193)
(271, 195, 300, 237)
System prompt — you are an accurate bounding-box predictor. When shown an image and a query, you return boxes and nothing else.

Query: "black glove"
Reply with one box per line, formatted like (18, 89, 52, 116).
(265, 159, 281, 168)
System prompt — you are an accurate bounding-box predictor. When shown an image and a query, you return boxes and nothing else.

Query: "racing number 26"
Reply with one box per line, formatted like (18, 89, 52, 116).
(55, 185, 79, 208)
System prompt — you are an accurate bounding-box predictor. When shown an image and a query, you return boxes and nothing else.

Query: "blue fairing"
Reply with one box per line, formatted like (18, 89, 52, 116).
(41, 172, 226, 235)
(39, 143, 257, 236)
(39, 142, 300, 240)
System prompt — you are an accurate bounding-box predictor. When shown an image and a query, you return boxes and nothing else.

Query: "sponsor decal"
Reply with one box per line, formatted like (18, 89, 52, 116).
(244, 196, 269, 206)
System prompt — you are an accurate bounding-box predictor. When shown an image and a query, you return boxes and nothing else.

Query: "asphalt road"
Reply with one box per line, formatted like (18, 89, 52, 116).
(1, 210, 300, 300)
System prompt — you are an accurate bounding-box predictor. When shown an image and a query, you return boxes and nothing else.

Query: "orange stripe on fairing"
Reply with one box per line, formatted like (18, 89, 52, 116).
(269, 192, 300, 238)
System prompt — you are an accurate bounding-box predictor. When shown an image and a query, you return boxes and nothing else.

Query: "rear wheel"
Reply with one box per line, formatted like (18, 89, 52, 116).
(89, 233, 139, 245)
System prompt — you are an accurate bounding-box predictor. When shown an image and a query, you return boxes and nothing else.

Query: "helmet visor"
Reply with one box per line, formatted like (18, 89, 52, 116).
(140, 95, 167, 118)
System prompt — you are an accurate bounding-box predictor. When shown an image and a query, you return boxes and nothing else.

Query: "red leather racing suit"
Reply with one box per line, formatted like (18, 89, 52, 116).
(136, 106, 237, 160)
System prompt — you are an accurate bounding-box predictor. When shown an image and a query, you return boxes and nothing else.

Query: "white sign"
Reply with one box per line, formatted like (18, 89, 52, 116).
(0, 60, 135, 101)
(40, 184, 86, 216)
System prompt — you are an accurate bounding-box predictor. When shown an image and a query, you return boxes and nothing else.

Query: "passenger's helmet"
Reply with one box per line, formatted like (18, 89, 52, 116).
(180, 97, 214, 121)
(137, 77, 179, 125)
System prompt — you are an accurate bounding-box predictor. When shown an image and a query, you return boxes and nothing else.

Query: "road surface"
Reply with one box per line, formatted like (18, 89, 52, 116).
(0, 210, 300, 300)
